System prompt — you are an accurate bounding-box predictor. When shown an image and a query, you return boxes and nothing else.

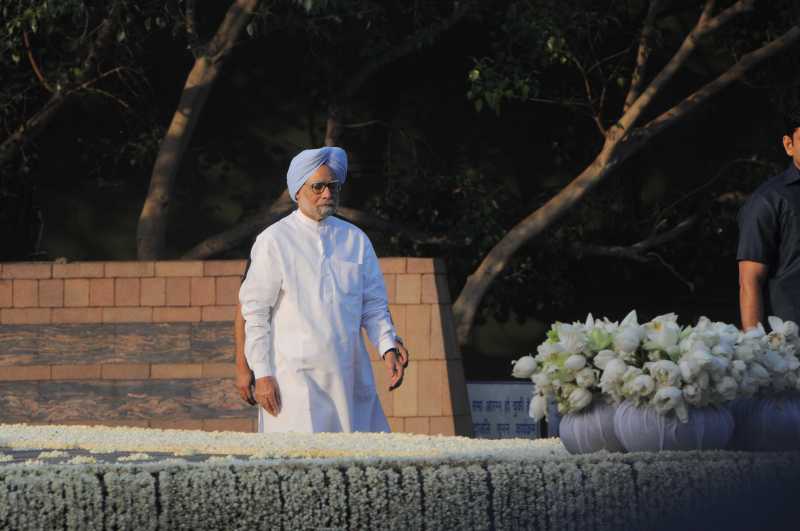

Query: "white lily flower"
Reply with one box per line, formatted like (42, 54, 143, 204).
(556, 324, 586, 355)
(601, 359, 627, 385)
(564, 354, 587, 371)
(529, 394, 547, 421)
(768, 316, 800, 338)
(739, 375, 759, 396)
(694, 316, 712, 332)
(621, 310, 639, 326)
(536, 341, 560, 362)
(762, 350, 789, 374)
(645, 314, 681, 352)
(742, 323, 766, 340)
(695, 370, 710, 390)
(544, 365, 560, 383)
(707, 356, 730, 377)
(511, 355, 537, 379)
(531, 373, 553, 395)
(678, 358, 699, 382)
(733, 340, 758, 362)
(614, 326, 643, 354)
(748, 363, 770, 384)
(621, 366, 644, 383)
(689, 341, 713, 361)
(715, 376, 738, 401)
(767, 332, 786, 350)
(567, 387, 592, 411)
(575, 367, 597, 389)
(623, 374, 655, 399)
(645, 360, 682, 387)
(682, 384, 703, 406)
(711, 342, 734, 357)
(593, 349, 616, 369)
(652, 386, 688, 422)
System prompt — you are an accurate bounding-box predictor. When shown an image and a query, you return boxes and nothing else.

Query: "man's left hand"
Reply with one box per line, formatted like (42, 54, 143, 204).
(396, 340, 410, 368)
(384, 349, 405, 390)
(235, 365, 256, 406)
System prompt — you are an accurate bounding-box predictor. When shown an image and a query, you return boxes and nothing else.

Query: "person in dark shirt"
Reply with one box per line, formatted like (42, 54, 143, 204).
(737, 108, 800, 330)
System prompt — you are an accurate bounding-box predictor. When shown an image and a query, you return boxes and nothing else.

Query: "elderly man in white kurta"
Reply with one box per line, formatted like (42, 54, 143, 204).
(239, 147, 406, 433)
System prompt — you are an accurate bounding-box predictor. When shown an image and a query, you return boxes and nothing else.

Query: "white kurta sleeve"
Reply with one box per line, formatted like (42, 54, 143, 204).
(360, 241, 397, 357)
(239, 235, 282, 379)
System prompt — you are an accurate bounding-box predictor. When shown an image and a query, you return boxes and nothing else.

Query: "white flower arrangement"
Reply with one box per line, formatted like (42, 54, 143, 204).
(731, 316, 800, 396)
(513, 311, 800, 423)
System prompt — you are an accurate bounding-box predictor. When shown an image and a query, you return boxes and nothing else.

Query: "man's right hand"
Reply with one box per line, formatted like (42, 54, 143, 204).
(255, 376, 282, 417)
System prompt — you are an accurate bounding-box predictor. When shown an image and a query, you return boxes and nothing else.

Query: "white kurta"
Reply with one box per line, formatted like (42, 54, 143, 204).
(239, 209, 396, 433)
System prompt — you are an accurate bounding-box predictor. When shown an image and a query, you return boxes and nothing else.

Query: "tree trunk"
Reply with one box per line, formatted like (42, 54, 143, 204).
(136, 0, 258, 259)
(452, 141, 619, 345)
(182, 191, 292, 259)
(451, 20, 800, 346)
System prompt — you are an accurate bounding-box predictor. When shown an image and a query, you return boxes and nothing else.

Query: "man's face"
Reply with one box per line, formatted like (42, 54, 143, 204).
(296, 164, 340, 221)
(783, 127, 800, 170)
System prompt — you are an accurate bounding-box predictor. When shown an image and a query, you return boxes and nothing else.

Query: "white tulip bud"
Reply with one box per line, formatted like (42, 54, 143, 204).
(529, 394, 547, 421)
(564, 354, 587, 371)
(511, 355, 537, 379)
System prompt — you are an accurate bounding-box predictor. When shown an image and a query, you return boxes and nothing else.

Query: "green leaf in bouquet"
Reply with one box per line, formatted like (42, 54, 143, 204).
(587, 328, 612, 351)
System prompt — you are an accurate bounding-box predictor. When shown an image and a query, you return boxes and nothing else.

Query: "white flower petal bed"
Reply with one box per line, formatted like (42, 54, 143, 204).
(0, 423, 566, 462)
(1, 424, 799, 530)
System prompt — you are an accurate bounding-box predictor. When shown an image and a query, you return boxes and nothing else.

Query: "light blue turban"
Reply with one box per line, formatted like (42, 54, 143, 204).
(286, 147, 348, 202)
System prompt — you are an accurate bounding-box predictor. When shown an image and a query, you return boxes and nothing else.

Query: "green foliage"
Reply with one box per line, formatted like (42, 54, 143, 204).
(0, 0, 178, 259)
(466, 0, 621, 114)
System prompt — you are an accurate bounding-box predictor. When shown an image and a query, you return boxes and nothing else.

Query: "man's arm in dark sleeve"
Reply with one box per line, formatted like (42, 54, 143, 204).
(737, 194, 777, 330)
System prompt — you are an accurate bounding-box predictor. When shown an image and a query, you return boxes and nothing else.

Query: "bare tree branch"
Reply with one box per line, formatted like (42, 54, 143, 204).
(699, 0, 717, 26)
(335, 206, 445, 244)
(571, 216, 696, 261)
(652, 157, 776, 223)
(623, 0, 662, 112)
(182, 189, 291, 259)
(638, 25, 800, 140)
(66, 66, 129, 94)
(647, 252, 695, 292)
(205, 0, 256, 63)
(80, 6, 119, 74)
(617, 0, 755, 134)
(570, 56, 606, 135)
(184, 199, 446, 259)
(83, 87, 130, 109)
(22, 31, 53, 93)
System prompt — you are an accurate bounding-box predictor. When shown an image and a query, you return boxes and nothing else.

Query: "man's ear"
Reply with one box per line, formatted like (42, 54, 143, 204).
(783, 135, 794, 157)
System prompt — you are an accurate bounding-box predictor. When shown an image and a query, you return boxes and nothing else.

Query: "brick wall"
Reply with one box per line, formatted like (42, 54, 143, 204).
(0, 259, 472, 436)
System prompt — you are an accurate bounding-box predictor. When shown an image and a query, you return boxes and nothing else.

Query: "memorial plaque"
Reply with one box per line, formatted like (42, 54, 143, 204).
(466, 381, 540, 439)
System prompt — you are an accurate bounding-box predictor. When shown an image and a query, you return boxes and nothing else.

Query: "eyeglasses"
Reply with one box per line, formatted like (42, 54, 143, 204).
(308, 180, 341, 195)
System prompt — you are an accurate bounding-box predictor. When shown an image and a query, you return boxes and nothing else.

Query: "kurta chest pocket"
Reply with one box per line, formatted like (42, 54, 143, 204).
(330, 259, 362, 299)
